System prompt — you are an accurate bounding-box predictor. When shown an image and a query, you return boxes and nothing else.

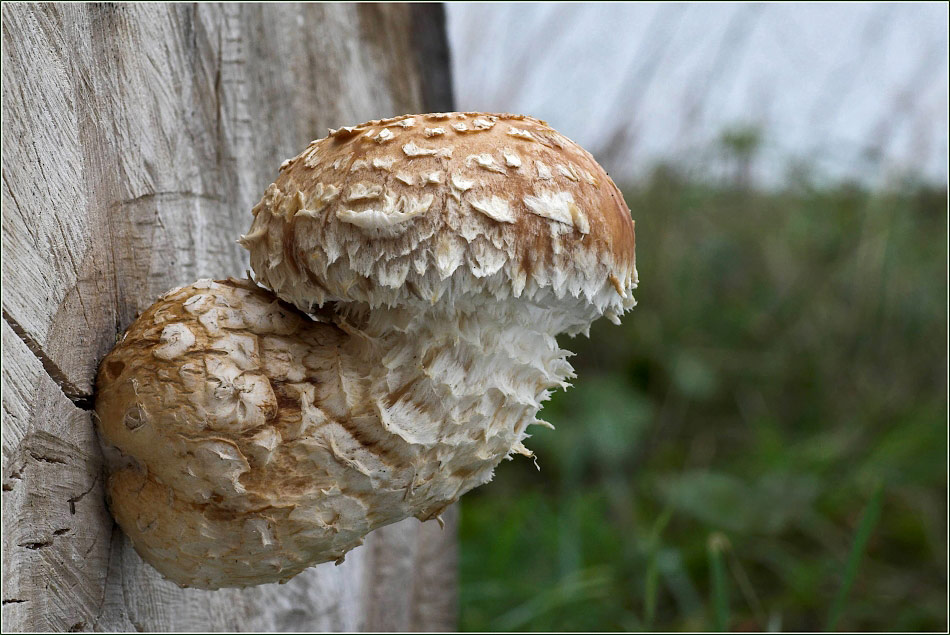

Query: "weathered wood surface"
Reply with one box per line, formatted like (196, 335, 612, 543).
(1, 3, 456, 631)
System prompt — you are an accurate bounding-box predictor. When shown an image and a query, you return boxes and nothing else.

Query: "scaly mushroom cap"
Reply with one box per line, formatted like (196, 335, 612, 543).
(240, 112, 637, 333)
(97, 279, 355, 587)
(96, 278, 574, 588)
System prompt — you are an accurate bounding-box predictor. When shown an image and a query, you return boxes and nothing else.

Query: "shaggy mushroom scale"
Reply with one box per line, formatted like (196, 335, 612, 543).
(95, 112, 637, 589)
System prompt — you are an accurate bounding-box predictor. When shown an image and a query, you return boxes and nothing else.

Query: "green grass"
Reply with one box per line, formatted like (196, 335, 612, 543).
(459, 170, 947, 632)
(826, 481, 885, 631)
(708, 533, 730, 631)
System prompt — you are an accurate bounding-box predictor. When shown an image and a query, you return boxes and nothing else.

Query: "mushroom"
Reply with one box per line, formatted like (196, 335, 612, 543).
(95, 112, 637, 589)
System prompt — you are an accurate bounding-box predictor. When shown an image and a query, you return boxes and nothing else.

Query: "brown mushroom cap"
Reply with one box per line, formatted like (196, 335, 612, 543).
(96, 277, 577, 588)
(240, 112, 636, 333)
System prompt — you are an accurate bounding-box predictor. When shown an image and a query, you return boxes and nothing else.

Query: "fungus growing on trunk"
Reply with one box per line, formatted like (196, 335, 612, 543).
(95, 112, 637, 589)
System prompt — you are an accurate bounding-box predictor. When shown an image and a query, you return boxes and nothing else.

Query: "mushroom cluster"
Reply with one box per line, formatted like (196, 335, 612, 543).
(95, 112, 637, 589)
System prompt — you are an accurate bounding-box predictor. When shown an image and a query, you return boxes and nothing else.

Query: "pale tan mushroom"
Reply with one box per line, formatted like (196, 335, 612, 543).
(95, 112, 637, 589)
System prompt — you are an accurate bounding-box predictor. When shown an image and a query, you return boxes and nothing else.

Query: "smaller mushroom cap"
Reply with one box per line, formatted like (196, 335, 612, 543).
(240, 112, 636, 334)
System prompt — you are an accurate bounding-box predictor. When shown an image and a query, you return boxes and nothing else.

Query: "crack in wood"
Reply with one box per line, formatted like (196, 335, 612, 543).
(17, 540, 53, 551)
(28, 452, 67, 465)
(1, 310, 94, 410)
(17, 527, 73, 551)
(110, 190, 224, 211)
(2, 470, 23, 492)
(90, 521, 117, 631)
(68, 473, 100, 514)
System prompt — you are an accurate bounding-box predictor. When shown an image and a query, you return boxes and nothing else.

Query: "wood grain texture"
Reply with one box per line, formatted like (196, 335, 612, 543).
(365, 505, 459, 632)
(1, 3, 456, 631)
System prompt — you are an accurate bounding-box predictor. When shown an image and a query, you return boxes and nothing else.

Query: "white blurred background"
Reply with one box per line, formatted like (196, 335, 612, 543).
(446, 3, 948, 187)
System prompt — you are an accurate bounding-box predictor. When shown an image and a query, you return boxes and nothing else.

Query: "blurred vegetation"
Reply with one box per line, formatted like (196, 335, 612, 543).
(458, 162, 947, 631)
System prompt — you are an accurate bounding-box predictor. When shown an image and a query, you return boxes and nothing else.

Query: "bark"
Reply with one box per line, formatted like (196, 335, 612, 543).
(1, 3, 455, 631)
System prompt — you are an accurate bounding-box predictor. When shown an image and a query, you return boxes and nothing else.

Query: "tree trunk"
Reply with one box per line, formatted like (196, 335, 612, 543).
(1, 3, 456, 631)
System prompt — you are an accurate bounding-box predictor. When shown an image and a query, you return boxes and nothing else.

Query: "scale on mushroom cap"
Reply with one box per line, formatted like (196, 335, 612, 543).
(95, 112, 637, 589)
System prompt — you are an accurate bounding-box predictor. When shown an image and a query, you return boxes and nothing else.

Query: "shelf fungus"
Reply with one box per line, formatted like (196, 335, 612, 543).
(95, 112, 637, 589)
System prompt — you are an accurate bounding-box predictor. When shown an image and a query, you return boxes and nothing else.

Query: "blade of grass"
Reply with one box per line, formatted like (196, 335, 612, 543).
(726, 543, 767, 628)
(766, 609, 783, 632)
(825, 481, 885, 631)
(492, 567, 610, 631)
(708, 532, 730, 632)
(644, 508, 673, 628)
